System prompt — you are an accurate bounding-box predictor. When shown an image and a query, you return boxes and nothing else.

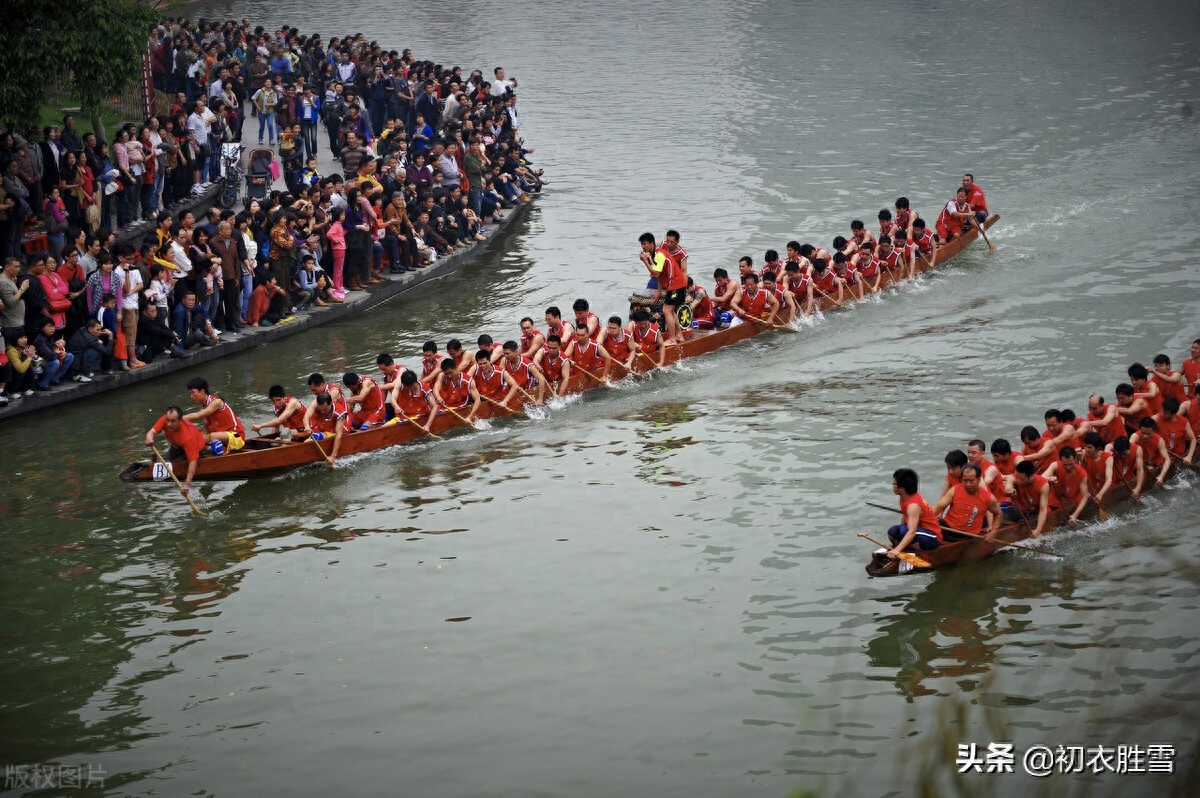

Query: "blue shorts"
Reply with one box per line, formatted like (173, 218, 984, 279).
(887, 524, 941, 550)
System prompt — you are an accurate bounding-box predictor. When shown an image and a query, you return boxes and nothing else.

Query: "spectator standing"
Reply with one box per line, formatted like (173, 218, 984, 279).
(0, 256, 30, 342)
(252, 78, 279, 146)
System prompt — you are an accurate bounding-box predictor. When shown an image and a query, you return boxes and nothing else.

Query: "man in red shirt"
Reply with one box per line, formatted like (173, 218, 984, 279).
(962, 173, 988, 225)
(1183, 338, 1200, 399)
(143, 405, 207, 495)
(656, 229, 689, 346)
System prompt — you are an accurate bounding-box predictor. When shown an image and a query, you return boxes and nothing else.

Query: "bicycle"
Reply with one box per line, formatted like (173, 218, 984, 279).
(217, 143, 243, 209)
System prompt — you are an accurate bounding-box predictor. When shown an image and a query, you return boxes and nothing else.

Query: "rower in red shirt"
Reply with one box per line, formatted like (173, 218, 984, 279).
(566, 323, 614, 383)
(500, 340, 546, 404)
(962, 173, 988, 226)
(731, 271, 778, 325)
(1086, 393, 1127, 446)
(830, 253, 862, 301)
(848, 219, 875, 254)
(1128, 363, 1162, 416)
(1128, 417, 1166, 484)
(445, 339, 473, 374)
(933, 463, 1001, 537)
(434, 357, 481, 420)
(984, 438, 1019, 515)
(185, 376, 246, 454)
(1044, 447, 1090, 524)
(376, 353, 409, 401)
(534, 334, 573, 398)
(544, 306, 575, 346)
(687, 277, 717, 330)
(303, 391, 350, 467)
(518, 317, 546, 360)
(1107, 436, 1145, 499)
(143, 405, 207, 494)
(307, 372, 349, 417)
(809, 258, 842, 305)
(935, 186, 973, 242)
(473, 334, 505, 372)
(761, 271, 795, 325)
(1006, 460, 1054, 537)
(418, 341, 440, 389)
(874, 235, 904, 281)
(1115, 382, 1153, 437)
(885, 468, 942, 559)
(251, 384, 309, 440)
(910, 218, 938, 270)
(469, 349, 516, 419)
(894, 196, 920, 237)
(392, 369, 436, 429)
(343, 371, 386, 429)
(782, 261, 814, 316)
(1150, 353, 1187, 404)
(855, 241, 884, 294)
(1154, 397, 1197, 462)
(710, 268, 737, 316)
(572, 298, 601, 340)
(1080, 432, 1115, 509)
(1182, 338, 1200, 399)
(941, 449, 968, 496)
(599, 315, 640, 373)
(877, 208, 897, 239)
(628, 309, 667, 368)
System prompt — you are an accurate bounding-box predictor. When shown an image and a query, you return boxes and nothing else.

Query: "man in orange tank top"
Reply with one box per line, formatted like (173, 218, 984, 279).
(251, 384, 310, 440)
(1106, 436, 1145, 499)
(1086, 394, 1127, 447)
(1182, 338, 1200, 400)
(1044, 447, 1091, 524)
(1115, 382, 1151, 437)
(534, 334, 574, 399)
(1017, 425, 1056, 473)
(343, 371, 387, 429)
(962, 173, 988, 225)
(1080, 432, 1115, 509)
(184, 376, 246, 455)
(599, 315, 640, 373)
(1153, 397, 1196, 462)
(1131, 417, 1170, 486)
(941, 449, 968, 496)
(932, 463, 1001, 539)
(986, 438, 1019, 514)
(302, 391, 348, 467)
(391, 370, 436, 433)
(518, 317, 546, 360)
(884, 468, 942, 559)
(566, 323, 614, 383)
(1005, 461, 1054, 536)
(1128, 363, 1162, 415)
(1151, 354, 1187, 404)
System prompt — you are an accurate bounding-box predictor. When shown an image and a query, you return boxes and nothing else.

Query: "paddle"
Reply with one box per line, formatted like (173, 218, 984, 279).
(152, 448, 205, 517)
(970, 216, 997, 253)
(482, 394, 526, 416)
(811, 285, 843, 308)
(864, 501, 1063, 558)
(393, 413, 442, 439)
(1170, 451, 1198, 472)
(746, 313, 794, 332)
(571, 361, 609, 385)
(857, 533, 930, 568)
(1113, 465, 1143, 506)
(310, 436, 334, 467)
(441, 404, 481, 429)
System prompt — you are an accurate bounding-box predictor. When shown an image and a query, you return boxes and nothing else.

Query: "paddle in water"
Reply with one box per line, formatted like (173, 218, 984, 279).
(152, 448, 206, 517)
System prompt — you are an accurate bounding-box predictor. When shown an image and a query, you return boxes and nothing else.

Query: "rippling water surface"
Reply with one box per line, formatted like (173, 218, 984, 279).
(3, 0, 1199, 795)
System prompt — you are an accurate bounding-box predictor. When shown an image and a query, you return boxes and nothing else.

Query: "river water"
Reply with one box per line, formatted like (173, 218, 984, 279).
(3, 0, 1199, 796)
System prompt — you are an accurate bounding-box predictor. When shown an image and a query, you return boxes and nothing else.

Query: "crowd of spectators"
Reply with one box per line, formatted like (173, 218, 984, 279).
(0, 16, 543, 408)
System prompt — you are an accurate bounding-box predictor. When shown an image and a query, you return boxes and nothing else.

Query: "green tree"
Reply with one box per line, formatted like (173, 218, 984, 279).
(0, 0, 160, 139)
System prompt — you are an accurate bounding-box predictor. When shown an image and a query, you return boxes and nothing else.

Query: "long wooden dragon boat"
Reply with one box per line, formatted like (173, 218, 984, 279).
(120, 215, 1000, 484)
(864, 458, 1190, 577)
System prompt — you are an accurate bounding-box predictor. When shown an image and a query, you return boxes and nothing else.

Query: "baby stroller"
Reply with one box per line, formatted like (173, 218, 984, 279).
(245, 147, 279, 201)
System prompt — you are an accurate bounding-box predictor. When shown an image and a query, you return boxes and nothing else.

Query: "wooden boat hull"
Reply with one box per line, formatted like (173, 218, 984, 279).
(121, 216, 999, 484)
(864, 460, 1179, 577)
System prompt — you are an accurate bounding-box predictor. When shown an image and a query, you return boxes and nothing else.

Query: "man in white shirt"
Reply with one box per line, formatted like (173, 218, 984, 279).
(489, 67, 517, 97)
(118, 245, 147, 368)
(187, 97, 215, 188)
(169, 224, 194, 285)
